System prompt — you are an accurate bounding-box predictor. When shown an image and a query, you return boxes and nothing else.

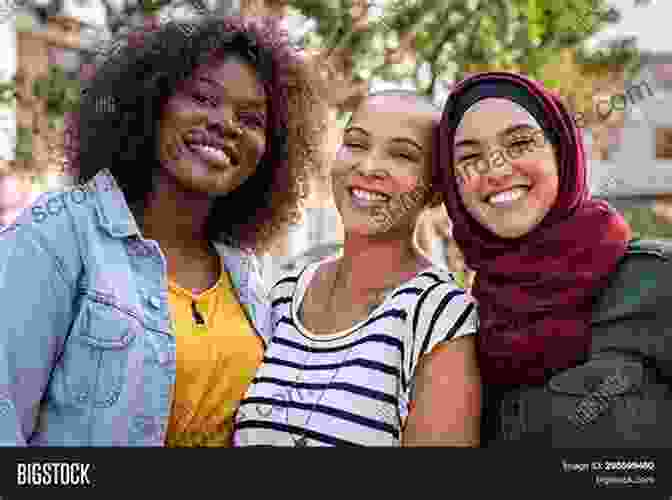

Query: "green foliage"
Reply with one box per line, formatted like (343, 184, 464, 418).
(141, 0, 174, 14)
(0, 79, 17, 107)
(32, 66, 80, 128)
(288, 0, 641, 101)
(15, 126, 33, 162)
(621, 206, 672, 240)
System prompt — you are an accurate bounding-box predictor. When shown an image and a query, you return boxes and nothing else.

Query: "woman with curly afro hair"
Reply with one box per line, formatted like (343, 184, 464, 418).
(0, 15, 327, 447)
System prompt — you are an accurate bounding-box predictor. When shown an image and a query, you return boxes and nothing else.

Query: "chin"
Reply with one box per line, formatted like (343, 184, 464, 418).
(492, 227, 531, 239)
(171, 166, 237, 197)
(341, 221, 381, 237)
(483, 219, 540, 239)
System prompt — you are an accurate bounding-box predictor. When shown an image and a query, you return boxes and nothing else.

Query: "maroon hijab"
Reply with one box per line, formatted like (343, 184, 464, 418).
(439, 72, 632, 386)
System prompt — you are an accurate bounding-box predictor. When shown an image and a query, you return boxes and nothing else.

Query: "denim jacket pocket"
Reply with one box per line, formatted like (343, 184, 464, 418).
(60, 295, 137, 408)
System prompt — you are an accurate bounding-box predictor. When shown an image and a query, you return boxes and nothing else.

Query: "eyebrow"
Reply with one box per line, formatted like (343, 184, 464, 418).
(454, 123, 539, 149)
(344, 126, 425, 152)
(197, 77, 267, 107)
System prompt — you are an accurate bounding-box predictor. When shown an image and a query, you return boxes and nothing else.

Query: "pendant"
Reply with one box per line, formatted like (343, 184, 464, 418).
(294, 436, 308, 447)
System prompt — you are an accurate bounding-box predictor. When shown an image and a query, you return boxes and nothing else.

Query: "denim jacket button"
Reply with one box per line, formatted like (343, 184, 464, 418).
(0, 399, 11, 416)
(148, 296, 161, 309)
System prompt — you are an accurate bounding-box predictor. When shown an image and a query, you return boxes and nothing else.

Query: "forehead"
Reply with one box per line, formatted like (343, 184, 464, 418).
(349, 96, 438, 142)
(187, 55, 266, 100)
(454, 98, 539, 143)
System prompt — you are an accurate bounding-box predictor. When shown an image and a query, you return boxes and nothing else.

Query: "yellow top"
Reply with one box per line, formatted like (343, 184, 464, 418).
(165, 261, 264, 447)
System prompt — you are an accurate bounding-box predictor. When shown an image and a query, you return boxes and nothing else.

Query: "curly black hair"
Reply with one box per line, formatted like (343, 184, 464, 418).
(65, 16, 328, 252)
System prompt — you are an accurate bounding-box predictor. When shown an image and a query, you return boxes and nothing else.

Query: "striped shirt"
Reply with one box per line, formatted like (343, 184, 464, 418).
(233, 260, 478, 447)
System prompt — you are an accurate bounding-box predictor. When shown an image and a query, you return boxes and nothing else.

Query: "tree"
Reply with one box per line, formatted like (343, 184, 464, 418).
(15, 0, 237, 38)
(286, 0, 646, 112)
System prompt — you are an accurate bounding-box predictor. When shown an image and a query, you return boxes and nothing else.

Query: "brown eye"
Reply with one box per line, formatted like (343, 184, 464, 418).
(192, 92, 216, 106)
(457, 153, 479, 163)
(510, 138, 535, 149)
(507, 138, 536, 158)
(394, 152, 416, 161)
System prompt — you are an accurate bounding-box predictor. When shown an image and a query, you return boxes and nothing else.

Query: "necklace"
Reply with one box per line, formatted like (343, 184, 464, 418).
(287, 344, 356, 447)
(288, 260, 353, 447)
(287, 256, 413, 446)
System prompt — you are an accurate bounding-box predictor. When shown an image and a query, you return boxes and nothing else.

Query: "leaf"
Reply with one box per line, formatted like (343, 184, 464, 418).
(33, 78, 48, 99)
(542, 77, 560, 90)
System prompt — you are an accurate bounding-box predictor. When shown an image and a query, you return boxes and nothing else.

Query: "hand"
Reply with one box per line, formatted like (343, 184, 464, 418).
(651, 196, 672, 225)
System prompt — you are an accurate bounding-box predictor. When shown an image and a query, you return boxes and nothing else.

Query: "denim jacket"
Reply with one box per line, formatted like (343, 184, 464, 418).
(0, 169, 271, 446)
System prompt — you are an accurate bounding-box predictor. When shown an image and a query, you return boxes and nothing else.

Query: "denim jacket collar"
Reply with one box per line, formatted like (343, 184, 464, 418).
(88, 169, 271, 344)
(87, 169, 143, 238)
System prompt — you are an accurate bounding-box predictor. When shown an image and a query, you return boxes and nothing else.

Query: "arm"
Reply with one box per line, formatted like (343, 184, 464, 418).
(0, 226, 75, 445)
(402, 334, 481, 447)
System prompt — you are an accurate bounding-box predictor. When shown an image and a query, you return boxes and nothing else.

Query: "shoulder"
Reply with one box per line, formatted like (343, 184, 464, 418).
(269, 258, 324, 303)
(268, 265, 307, 311)
(401, 266, 471, 309)
(593, 239, 671, 320)
(624, 238, 672, 259)
(389, 266, 458, 303)
(614, 239, 671, 288)
(403, 266, 478, 346)
(7, 186, 91, 234)
(0, 185, 97, 275)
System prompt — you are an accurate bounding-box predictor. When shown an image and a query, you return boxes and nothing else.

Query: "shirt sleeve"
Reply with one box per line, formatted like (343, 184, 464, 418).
(0, 225, 75, 445)
(406, 281, 478, 383)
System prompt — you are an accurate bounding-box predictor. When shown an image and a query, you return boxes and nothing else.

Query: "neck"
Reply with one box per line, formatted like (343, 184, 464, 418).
(0, 207, 24, 226)
(136, 173, 214, 254)
(337, 230, 426, 293)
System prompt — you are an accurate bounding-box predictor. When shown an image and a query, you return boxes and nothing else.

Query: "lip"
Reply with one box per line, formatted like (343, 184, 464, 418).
(347, 183, 391, 200)
(185, 132, 240, 166)
(482, 184, 530, 203)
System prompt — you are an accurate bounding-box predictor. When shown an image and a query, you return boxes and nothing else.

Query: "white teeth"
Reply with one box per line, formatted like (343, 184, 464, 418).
(488, 187, 527, 205)
(351, 188, 388, 202)
(192, 144, 231, 164)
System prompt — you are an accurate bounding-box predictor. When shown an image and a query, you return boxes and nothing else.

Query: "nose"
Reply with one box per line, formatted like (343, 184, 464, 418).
(353, 151, 389, 180)
(207, 108, 242, 139)
(479, 148, 514, 181)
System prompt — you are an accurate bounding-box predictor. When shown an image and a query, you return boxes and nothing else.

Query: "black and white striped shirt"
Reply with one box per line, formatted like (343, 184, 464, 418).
(233, 260, 478, 447)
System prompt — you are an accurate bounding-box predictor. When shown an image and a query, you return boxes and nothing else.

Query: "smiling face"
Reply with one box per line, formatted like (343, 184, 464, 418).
(156, 55, 268, 197)
(452, 98, 559, 239)
(331, 95, 438, 238)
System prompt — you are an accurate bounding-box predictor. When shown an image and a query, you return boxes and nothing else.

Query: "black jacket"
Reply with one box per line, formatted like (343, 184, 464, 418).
(483, 239, 672, 448)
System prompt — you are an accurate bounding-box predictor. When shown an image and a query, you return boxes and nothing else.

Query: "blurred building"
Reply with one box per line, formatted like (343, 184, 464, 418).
(589, 52, 672, 203)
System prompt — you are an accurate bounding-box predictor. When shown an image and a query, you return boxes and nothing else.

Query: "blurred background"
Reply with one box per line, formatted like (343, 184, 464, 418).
(0, 0, 670, 286)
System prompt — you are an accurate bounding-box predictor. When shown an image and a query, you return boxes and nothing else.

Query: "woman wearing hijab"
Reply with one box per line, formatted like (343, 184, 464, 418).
(438, 71, 672, 448)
